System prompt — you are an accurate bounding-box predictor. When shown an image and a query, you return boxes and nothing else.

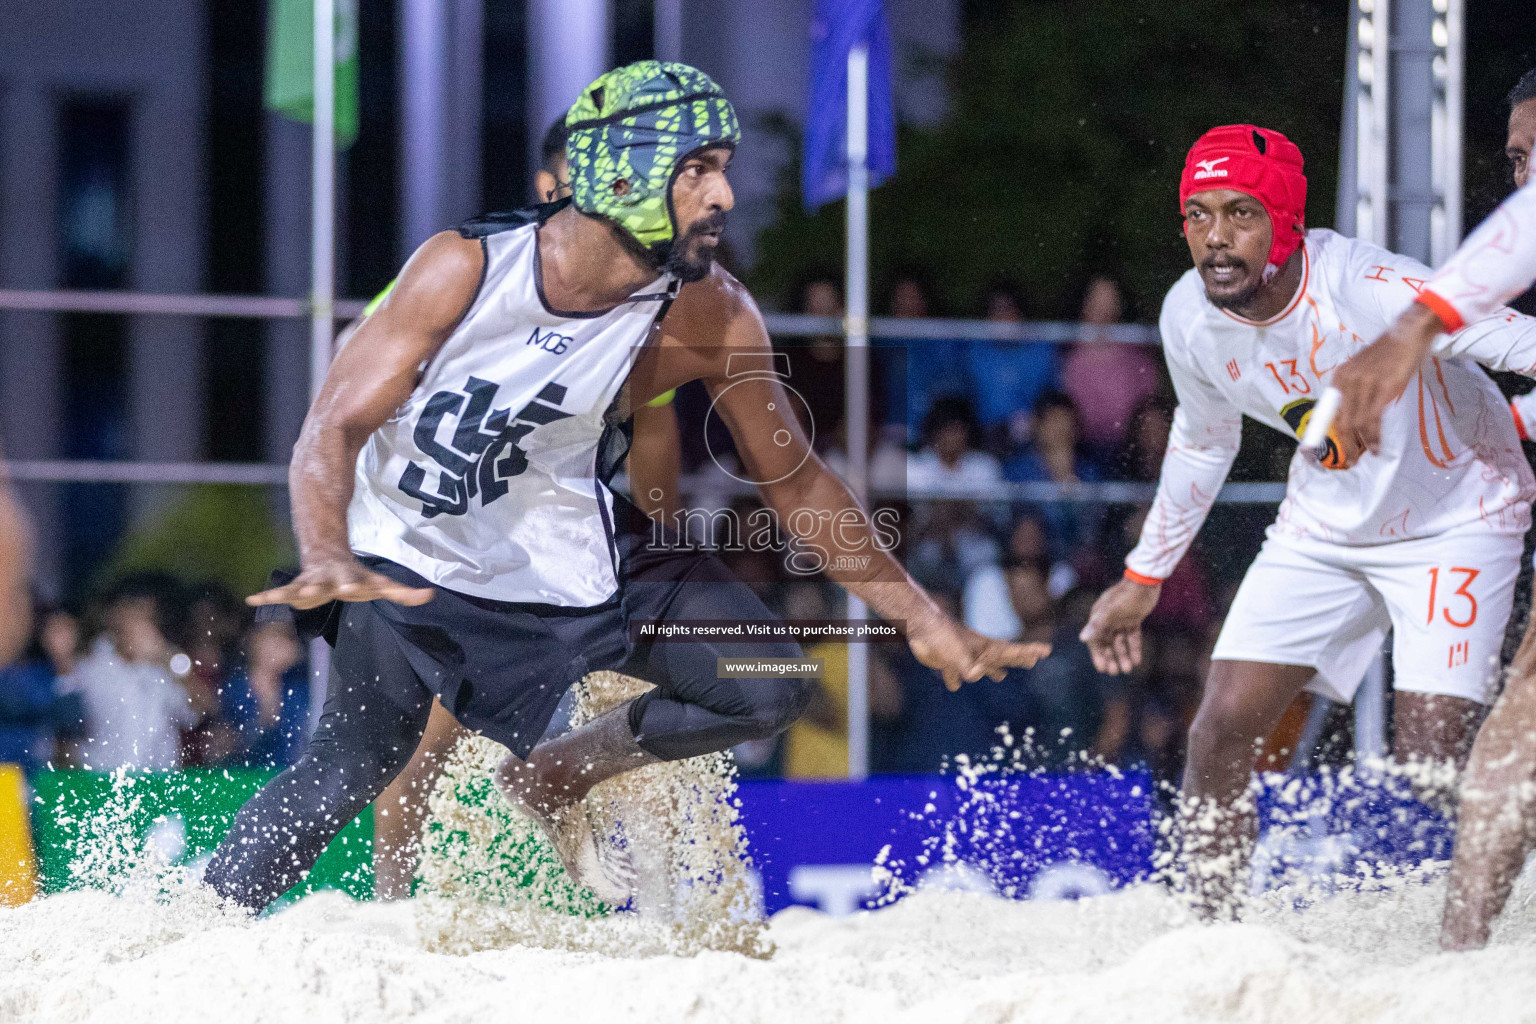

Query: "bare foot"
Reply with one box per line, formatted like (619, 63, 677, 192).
(1439, 921, 1490, 953)
(494, 755, 635, 906)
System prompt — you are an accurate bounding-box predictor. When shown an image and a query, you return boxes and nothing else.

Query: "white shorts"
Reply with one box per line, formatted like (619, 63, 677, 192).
(1211, 526, 1522, 705)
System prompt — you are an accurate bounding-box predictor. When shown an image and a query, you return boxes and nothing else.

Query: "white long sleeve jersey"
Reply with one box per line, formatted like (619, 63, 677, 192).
(1126, 228, 1536, 583)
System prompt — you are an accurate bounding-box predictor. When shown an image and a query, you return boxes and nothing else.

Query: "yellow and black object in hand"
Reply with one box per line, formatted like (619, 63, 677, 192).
(1282, 396, 1364, 470)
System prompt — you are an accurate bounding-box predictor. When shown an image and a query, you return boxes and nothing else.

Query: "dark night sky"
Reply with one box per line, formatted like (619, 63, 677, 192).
(1462, 0, 1536, 225)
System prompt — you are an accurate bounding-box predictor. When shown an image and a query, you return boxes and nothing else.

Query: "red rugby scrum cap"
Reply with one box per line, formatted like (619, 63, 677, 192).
(1180, 125, 1308, 270)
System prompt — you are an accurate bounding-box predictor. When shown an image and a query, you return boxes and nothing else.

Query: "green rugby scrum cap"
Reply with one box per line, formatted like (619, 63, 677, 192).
(566, 61, 741, 255)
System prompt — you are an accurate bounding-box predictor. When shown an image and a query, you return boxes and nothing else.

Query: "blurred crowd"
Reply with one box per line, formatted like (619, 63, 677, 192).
(0, 274, 1244, 788)
(0, 572, 313, 778)
(710, 273, 1241, 787)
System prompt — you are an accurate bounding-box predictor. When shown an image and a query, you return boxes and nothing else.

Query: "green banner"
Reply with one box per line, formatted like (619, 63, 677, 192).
(29, 769, 373, 904)
(265, 0, 360, 149)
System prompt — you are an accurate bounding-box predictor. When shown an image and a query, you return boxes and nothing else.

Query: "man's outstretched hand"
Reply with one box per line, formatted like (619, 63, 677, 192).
(907, 613, 1050, 692)
(1080, 577, 1161, 675)
(1331, 301, 1445, 456)
(246, 557, 434, 610)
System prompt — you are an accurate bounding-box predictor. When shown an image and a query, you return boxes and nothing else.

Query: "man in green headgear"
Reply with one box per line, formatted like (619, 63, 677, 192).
(210, 60, 1049, 914)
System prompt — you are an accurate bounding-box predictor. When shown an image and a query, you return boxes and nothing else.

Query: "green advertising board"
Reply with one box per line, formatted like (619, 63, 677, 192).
(29, 769, 373, 903)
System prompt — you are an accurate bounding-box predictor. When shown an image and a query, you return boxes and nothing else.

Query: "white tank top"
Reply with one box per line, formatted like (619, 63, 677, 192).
(347, 210, 676, 605)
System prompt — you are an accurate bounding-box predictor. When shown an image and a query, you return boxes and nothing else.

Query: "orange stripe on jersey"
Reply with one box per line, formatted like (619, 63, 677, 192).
(1432, 357, 1457, 417)
(1123, 567, 1164, 586)
(1416, 371, 1456, 468)
(1431, 395, 1454, 463)
(1417, 289, 1466, 334)
(1306, 306, 1335, 378)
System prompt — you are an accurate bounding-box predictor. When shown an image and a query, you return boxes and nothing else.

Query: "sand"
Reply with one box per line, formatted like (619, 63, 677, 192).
(5, 874, 1536, 1024)
(8, 676, 1535, 1024)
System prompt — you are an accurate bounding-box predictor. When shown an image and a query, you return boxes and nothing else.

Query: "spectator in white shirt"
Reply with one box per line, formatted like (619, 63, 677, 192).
(68, 573, 199, 771)
(906, 396, 1003, 491)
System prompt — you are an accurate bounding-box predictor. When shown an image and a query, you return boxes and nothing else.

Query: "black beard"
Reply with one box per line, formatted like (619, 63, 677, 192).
(660, 212, 728, 282)
(1200, 259, 1264, 311)
(660, 241, 713, 282)
(1204, 278, 1265, 310)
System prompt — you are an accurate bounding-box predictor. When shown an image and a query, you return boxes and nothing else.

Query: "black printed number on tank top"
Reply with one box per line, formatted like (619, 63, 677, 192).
(398, 377, 573, 518)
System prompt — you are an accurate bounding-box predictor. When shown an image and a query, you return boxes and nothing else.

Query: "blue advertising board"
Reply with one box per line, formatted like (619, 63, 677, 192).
(734, 768, 1454, 916)
(734, 772, 1158, 915)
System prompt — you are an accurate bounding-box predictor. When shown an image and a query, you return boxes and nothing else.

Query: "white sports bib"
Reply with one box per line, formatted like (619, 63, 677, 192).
(348, 211, 674, 605)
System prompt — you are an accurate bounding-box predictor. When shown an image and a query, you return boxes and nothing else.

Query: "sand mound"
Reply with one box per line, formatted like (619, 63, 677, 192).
(6, 877, 1536, 1023)
(413, 671, 769, 958)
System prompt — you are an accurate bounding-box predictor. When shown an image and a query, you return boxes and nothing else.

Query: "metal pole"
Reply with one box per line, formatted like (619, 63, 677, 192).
(1336, 3, 1360, 238)
(0, 289, 367, 319)
(1446, 0, 1463, 249)
(654, 0, 684, 61)
(451, 0, 485, 220)
(1356, 0, 1391, 247)
(845, 43, 871, 780)
(0, 290, 1162, 342)
(1433, 0, 1464, 264)
(1390, 0, 1435, 262)
(311, 0, 337, 716)
(528, 0, 608, 192)
(1355, 651, 1388, 761)
(311, 0, 336, 402)
(401, 0, 451, 258)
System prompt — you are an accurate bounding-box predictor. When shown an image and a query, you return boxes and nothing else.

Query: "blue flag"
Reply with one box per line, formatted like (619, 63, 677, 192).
(802, 0, 896, 210)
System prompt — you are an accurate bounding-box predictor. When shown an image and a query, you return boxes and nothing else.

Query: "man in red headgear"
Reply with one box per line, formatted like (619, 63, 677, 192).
(1080, 124, 1536, 912)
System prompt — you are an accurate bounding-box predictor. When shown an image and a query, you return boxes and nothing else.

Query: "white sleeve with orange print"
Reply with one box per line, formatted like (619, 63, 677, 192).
(1513, 390, 1536, 441)
(1124, 293, 1242, 583)
(1425, 294, 1536, 378)
(1420, 180, 1536, 334)
(1348, 232, 1536, 377)
(1418, 184, 1536, 438)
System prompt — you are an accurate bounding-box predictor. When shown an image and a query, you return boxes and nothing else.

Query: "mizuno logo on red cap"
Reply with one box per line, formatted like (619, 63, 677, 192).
(1193, 157, 1230, 180)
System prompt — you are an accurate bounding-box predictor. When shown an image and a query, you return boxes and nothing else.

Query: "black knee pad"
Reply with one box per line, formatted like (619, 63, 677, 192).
(742, 673, 815, 739)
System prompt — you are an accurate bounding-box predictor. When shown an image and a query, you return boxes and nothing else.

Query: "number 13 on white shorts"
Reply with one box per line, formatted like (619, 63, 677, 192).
(1211, 528, 1521, 706)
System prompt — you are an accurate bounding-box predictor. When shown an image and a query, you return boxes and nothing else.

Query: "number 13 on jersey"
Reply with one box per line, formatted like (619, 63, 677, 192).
(1265, 359, 1312, 395)
(1427, 567, 1480, 628)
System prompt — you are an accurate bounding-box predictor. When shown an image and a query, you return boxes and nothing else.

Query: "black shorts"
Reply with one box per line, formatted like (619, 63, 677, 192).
(296, 499, 791, 760)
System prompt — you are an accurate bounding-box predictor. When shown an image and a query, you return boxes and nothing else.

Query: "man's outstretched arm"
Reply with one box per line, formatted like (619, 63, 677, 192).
(677, 274, 1049, 691)
(1080, 305, 1241, 675)
(1334, 181, 1536, 451)
(1420, 179, 1536, 332)
(248, 231, 485, 610)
